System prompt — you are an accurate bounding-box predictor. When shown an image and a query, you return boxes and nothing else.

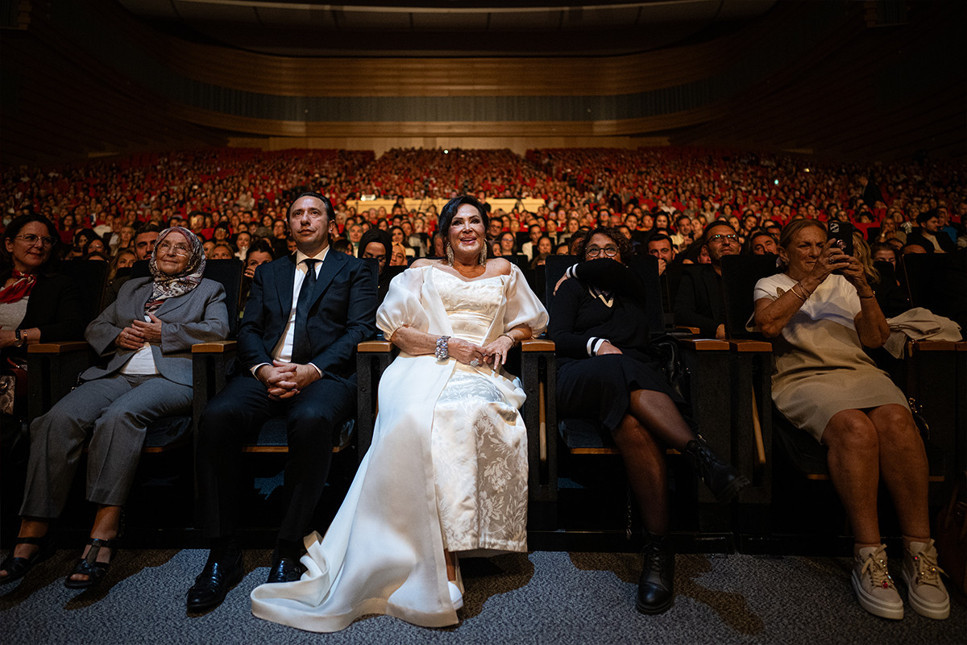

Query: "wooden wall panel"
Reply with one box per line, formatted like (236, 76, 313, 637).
(2, 0, 962, 165)
(227, 136, 670, 157)
(171, 103, 714, 140)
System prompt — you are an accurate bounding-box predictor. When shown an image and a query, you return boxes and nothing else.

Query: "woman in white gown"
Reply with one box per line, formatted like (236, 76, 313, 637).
(251, 195, 548, 632)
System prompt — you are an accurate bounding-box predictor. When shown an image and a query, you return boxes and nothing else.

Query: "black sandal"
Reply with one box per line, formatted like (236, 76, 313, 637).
(0, 535, 54, 585)
(64, 538, 118, 589)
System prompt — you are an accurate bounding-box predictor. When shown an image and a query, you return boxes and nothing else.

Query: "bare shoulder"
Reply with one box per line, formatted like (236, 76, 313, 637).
(410, 258, 436, 269)
(488, 258, 513, 275)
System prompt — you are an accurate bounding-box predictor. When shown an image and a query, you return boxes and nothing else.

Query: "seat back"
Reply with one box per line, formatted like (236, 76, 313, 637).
(720, 254, 780, 338)
(631, 254, 665, 335)
(544, 254, 578, 308)
(377, 264, 406, 305)
(902, 251, 967, 330)
(61, 259, 109, 328)
(504, 254, 528, 271)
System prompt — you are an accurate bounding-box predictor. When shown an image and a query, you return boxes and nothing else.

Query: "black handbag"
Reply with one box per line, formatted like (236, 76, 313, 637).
(934, 470, 967, 594)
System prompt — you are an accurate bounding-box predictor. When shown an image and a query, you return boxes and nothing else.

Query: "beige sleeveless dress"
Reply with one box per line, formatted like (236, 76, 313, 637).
(753, 273, 909, 442)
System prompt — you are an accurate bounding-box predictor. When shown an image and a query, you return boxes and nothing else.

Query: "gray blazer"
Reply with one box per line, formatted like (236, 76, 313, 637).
(81, 277, 230, 386)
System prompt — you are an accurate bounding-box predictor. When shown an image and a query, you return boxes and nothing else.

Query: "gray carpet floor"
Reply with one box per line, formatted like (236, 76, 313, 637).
(1, 549, 964, 644)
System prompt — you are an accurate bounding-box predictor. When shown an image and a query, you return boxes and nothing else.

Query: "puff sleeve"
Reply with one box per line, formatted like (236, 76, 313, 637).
(502, 264, 548, 335)
(376, 267, 430, 337)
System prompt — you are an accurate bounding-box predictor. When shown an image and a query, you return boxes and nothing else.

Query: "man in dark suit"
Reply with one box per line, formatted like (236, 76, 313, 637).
(673, 221, 740, 339)
(187, 192, 377, 611)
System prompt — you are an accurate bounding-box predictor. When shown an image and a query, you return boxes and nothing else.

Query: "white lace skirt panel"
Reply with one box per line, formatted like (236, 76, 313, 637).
(430, 365, 528, 553)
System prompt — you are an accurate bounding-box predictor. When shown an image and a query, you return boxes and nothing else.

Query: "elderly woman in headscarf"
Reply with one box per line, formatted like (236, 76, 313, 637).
(0, 227, 230, 589)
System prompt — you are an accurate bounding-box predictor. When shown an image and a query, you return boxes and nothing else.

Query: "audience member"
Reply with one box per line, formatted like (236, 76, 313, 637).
(0, 215, 83, 414)
(753, 219, 949, 621)
(187, 192, 377, 612)
(250, 194, 547, 631)
(674, 221, 740, 339)
(646, 234, 676, 276)
(0, 227, 229, 588)
(747, 230, 779, 256)
(549, 226, 747, 615)
(907, 210, 955, 254)
(210, 243, 235, 260)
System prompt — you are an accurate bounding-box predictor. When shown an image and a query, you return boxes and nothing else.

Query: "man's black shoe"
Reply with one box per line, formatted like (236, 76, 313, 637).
(266, 556, 306, 584)
(635, 535, 674, 615)
(186, 549, 244, 611)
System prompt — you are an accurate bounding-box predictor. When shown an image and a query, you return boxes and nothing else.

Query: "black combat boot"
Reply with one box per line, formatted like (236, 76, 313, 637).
(636, 534, 674, 615)
(684, 435, 750, 502)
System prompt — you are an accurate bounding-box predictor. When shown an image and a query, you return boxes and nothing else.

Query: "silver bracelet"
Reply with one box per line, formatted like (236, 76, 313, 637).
(435, 335, 450, 361)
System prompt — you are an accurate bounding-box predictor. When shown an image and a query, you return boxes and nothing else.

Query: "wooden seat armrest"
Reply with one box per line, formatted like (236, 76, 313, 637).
(675, 325, 701, 335)
(521, 339, 555, 352)
(27, 341, 89, 354)
(906, 339, 958, 354)
(191, 340, 237, 353)
(729, 339, 772, 353)
(358, 340, 393, 353)
(679, 338, 730, 351)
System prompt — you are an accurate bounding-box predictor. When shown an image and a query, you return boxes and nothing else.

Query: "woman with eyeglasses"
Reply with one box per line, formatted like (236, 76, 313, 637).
(0, 226, 230, 589)
(1, 215, 84, 415)
(548, 226, 747, 616)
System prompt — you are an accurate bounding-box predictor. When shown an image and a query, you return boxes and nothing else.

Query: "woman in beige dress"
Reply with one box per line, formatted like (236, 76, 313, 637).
(753, 219, 949, 621)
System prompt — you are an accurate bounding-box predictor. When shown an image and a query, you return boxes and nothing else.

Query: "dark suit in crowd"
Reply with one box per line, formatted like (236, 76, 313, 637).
(673, 265, 726, 338)
(196, 249, 378, 546)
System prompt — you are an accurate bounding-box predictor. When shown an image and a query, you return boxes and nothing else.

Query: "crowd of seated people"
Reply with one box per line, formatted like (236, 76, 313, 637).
(2, 146, 962, 376)
(0, 146, 963, 625)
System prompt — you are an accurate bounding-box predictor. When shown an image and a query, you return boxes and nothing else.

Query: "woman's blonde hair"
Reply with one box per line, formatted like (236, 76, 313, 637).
(852, 232, 880, 284)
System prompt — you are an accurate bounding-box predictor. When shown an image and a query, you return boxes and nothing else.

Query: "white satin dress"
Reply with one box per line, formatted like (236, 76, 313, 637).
(251, 263, 548, 632)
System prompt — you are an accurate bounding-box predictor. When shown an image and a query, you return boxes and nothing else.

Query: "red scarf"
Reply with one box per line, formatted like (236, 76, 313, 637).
(0, 271, 37, 304)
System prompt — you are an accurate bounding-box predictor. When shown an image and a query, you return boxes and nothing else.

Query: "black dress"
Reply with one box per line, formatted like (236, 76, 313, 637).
(549, 259, 677, 432)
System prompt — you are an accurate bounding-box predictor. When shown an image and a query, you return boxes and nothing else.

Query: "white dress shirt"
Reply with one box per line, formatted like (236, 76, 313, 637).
(252, 246, 329, 378)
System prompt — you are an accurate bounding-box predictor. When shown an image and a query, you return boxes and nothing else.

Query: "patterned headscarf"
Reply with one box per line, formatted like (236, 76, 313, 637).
(145, 226, 206, 314)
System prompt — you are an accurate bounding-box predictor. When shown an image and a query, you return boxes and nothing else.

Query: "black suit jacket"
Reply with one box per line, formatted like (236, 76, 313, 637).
(673, 264, 726, 338)
(907, 229, 956, 254)
(237, 250, 378, 381)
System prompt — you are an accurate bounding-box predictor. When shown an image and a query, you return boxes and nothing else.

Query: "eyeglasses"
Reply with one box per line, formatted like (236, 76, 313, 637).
(15, 234, 55, 247)
(157, 241, 191, 256)
(585, 245, 619, 258)
(708, 234, 738, 244)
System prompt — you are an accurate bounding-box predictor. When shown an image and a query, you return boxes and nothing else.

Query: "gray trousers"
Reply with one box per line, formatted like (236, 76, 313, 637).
(20, 373, 193, 518)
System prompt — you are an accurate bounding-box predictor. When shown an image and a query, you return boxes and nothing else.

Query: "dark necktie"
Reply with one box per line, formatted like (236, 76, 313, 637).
(291, 258, 319, 364)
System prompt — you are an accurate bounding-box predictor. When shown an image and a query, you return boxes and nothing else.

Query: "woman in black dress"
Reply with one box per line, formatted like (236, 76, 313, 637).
(549, 226, 747, 615)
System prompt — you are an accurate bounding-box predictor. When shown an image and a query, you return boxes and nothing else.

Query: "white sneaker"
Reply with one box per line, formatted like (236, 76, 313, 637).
(448, 581, 463, 610)
(901, 539, 950, 620)
(851, 544, 903, 620)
